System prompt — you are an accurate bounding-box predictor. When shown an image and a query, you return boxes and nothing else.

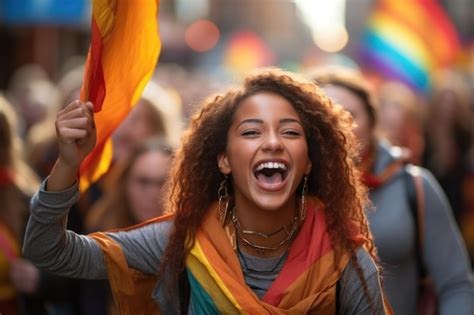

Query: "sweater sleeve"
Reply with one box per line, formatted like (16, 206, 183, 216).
(23, 178, 173, 281)
(22, 178, 108, 279)
(338, 248, 387, 315)
(105, 219, 172, 275)
(420, 168, 474, 315)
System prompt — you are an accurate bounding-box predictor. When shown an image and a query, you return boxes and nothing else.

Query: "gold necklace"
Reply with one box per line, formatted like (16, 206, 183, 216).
(231, 208, 300, 254)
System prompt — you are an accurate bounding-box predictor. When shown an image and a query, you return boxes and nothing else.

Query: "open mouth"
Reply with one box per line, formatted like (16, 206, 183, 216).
(253, 161, 288, 185)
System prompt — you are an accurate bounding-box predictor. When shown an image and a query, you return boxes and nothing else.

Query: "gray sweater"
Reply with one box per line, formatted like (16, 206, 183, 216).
(23, 180, 386, 314)
(368, 142, 474, 315)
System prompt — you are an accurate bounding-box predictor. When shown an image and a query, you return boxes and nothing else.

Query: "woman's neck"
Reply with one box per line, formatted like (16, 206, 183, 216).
(232, 195, 300, 257)
(234, 197, 298, 231)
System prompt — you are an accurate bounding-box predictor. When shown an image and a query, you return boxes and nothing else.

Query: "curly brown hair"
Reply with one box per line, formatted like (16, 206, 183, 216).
(160, 68, 378, 309)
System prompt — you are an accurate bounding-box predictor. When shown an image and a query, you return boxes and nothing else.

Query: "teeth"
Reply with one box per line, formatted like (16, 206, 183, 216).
(255, 162, 287, 171)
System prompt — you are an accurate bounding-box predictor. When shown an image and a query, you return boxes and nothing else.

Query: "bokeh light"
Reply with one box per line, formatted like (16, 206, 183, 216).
(223, 31, 276, 76)
(184, 19, 220, 52)
(296, 0, 349, 53)
(312, 25, 349, 53)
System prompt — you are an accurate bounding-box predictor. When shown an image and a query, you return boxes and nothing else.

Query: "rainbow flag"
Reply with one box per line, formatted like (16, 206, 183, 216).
(185, 198, 358, 313)
(360, 0, 460, 93)
(79, 0, 161, 192)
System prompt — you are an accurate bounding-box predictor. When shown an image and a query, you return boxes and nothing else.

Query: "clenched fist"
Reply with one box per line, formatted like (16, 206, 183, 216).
(47, 100, 96, 191)
(55, 100, 96, 168)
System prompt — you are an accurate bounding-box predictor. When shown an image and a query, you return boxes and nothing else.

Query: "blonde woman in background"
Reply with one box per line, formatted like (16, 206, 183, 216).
(26, 64, 84, 179)
(112, 80, 183, 162)
(0, 95, 44, 314)
(86, 136, 175, 231)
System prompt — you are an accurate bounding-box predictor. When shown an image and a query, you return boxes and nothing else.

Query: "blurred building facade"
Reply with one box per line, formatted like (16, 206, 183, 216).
(0, 0, 472, 89)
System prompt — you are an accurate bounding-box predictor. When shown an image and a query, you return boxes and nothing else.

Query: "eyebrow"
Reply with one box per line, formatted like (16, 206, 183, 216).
(237, 118, 303, 128)
(280, 118, 302, 125)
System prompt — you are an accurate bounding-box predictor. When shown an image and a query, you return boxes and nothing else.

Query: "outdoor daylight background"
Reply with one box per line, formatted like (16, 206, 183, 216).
(0, 0, 473, 314)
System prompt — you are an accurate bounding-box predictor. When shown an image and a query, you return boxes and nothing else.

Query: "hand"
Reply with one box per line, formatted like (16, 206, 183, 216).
(46, 100, 96, 191)
(55, 100, 96, 169)
(9, 259, 40, 294)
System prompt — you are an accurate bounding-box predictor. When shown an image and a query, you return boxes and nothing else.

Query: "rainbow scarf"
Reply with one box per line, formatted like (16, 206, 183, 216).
(91, 199, 370, 314)
(90, 215, 174, 314)
(186, 198, 361, 314)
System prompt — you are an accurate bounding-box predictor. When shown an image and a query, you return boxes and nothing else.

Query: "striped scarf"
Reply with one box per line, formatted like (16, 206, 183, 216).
(185, 198, 362, 314)
(92, 198, 368, 314)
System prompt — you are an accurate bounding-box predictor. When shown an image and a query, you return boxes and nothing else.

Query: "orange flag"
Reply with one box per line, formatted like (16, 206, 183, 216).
(79, 0, 161, 192)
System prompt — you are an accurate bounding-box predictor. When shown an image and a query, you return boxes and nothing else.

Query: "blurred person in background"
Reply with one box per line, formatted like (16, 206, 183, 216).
(83, 137, 174, 315)
(83, 78, 183, 229)
(0, 94, 46, 314)
(378, 81, 426, 165)
(153, 62, 226, 119)
(23, 63, 91, 315)
(424, 69, 473, 224)
(26, 64, 85, 179)
(86, 136, 174, 231)
(6, 64, 60, 137)
(68, 78, 183, 219)
(424, 69, 474, 267)
(312, 67, 474, 315)
(112, 80, 183, 162)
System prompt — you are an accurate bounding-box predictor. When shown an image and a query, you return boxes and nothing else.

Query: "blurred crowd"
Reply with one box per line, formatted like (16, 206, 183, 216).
(0, 54, 473, 314)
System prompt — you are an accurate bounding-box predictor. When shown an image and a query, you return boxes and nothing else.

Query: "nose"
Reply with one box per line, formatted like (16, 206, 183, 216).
(261, 131, 283, 152)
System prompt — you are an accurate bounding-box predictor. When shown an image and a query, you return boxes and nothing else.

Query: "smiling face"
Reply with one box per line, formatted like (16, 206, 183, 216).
(217, 92, 311, 215)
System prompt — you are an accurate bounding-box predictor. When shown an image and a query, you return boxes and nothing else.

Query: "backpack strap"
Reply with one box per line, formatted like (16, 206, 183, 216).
(178, 268, 190, 314)
(404, 165, 427, 278)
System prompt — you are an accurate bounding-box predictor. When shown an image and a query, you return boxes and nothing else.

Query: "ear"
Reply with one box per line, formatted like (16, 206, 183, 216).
(305, 160, 312, 175)
(217, 153, 231, 175)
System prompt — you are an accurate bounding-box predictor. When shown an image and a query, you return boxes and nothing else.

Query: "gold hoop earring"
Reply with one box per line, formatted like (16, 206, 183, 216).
(300, 175, 308, 221)
(218, 175, 230, 225)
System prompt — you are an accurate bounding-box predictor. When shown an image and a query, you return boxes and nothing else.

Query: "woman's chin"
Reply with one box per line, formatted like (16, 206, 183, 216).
(251, 194, 294, 213)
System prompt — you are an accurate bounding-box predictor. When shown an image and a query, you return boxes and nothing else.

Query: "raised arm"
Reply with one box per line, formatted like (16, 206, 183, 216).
(23, 101, 169, 280)
(22, 100, 107, 278)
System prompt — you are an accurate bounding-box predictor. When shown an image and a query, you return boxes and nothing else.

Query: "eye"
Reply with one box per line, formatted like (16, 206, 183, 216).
(282, 129, 302, 137)
(241, 130, 261, 137)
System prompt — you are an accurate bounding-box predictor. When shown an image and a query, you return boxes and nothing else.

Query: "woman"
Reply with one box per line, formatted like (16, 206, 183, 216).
(112, 81, 183, 162)
(424, 69, 473, 224)
(312, 68, 474, 315)
(377, 81, 426, 166)
(0, 95, 45, 314)
(86, 136, 174, 231)
(23, 68, 389, 314)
